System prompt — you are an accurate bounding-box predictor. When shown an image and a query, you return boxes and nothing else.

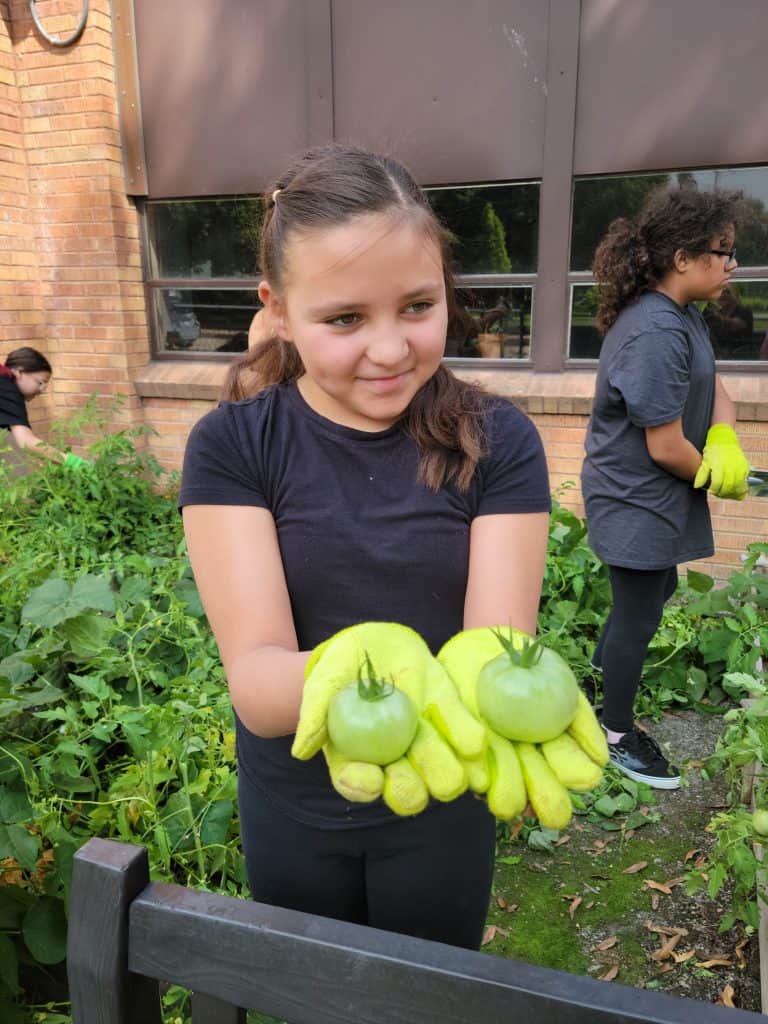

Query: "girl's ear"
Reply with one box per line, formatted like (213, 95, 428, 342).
(257, 280, 292, 342)
(672, 248, 691, 274)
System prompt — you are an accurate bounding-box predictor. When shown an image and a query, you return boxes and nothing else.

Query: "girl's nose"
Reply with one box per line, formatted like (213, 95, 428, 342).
(366, 326, 410, 366)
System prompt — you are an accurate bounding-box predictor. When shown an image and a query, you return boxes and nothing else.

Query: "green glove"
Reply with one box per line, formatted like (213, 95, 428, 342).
(292, 622, 488, 816)
(62, 452, 91, 470)
(438, 628, 607, 825)
(693, 424, 749, 500)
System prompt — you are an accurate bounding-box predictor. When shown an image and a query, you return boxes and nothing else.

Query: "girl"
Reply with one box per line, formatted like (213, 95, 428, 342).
(0, 347, 52, 451)
(0, 347, 88, 468)
(179, 144, 551, 949)
(582, 187, 749, 790)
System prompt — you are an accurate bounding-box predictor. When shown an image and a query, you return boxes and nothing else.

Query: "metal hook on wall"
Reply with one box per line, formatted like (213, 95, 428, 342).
(28, 0, 89, 47)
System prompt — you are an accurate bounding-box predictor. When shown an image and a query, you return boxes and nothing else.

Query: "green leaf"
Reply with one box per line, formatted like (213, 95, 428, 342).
(22, 896, 67, 964)
(200, 799, 233, 847)
(69, 672, 111, 701)
(21, 577, 72, 627)
(0, 652, 35, 686)
(70, 573, 116, 615)
(0, 824, 39, 871)
(593, 795, 618, 817)
(0, 933, 19, 995)
(0, 788, 32, 825)
(0, 997, 24, 1024)
(118, 576, 152, 606)
(686, 570, 714, 593)
(60, 613, 115, 659)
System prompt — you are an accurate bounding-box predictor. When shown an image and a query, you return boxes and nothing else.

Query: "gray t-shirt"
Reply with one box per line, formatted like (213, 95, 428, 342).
(581, 290, 715, 570)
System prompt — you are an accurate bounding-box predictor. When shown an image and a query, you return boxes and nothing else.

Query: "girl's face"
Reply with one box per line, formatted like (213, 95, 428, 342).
(261, 213, 448, 432)
(13, 369, 51, 401)
(684, 226, 737, 302)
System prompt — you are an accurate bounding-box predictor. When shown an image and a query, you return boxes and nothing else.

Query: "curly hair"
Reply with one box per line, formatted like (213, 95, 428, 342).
(594, 186, 745, 334)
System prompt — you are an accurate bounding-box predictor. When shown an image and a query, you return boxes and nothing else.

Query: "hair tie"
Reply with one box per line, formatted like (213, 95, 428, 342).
(271, 189, 282, 205)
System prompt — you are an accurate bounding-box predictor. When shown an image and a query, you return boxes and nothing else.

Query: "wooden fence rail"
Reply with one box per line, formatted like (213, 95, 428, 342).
(67, 837, 763, 1024)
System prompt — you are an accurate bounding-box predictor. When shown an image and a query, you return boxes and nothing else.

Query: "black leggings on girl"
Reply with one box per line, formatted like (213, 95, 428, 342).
(594, 564, 678, 734)
(237, 771, 496, 950)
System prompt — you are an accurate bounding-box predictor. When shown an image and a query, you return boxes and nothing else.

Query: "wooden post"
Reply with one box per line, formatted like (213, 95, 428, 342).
(67, 838, 162, 1024)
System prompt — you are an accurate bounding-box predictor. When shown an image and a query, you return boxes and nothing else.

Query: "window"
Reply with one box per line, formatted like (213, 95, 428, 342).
(568, 167, 768, 363)
(144, 199, 262, 355)
(427, 183, 539, 362)
(143, 184, 540, 360)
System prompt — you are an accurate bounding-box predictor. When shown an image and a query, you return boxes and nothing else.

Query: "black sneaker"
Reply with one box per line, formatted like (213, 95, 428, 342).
(607, 728, 681, 790)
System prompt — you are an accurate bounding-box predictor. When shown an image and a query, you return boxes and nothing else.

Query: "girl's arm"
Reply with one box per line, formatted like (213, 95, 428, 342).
(645, 419, 702, 480)
(463, 511, 550, 636)
(9, 424, 47, 452)
(710, 374, 736, 428)
(183, 504, 310, 738)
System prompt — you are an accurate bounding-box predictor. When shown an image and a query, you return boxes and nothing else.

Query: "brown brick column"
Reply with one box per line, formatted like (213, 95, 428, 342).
(3, 0, 147, 442)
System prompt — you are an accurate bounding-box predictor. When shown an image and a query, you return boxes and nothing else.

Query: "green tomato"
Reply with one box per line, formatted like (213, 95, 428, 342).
(327, 662, 419, 765)
(477, 636, 578, 743)
(753, 809, 768, 837)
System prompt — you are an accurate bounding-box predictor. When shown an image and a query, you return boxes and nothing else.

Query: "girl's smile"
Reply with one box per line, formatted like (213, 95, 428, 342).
(260, 213, 448, 432)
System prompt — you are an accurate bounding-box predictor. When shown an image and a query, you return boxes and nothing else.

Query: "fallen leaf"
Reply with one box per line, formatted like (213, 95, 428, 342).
(623, 861, 648, 874)
(650, 934, 682, 961)
(651, 894, 660, 911)
(696, 957, 733, 969)
(644, 922, 689, 938)
(717, 984, 736, 1008)
(643, 880, 673, 895)
(734, 938, 749, 967)
(673, 950, 696, 964)
(684, 848, 702, 863)
(568, 895, 582, 919)
(595, 936, 618, 951)
(585, 901, 595, 910)
(656, 962, 675, 974)
(599, 965, 619, 982)
(482, 925, 497, 945)
(505, 903, 519, 914)
(496, 895, 507, 909)
(556, 834, 571, 846)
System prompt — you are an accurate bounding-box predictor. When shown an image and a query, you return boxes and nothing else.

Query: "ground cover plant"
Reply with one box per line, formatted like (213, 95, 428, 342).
(0, 406, 766, 1022)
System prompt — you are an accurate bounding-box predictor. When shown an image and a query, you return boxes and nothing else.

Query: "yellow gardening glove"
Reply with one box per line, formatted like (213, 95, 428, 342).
(438, 628, 608, 827)
(693, 424, 750, 500)
(292, 622, 487, 816)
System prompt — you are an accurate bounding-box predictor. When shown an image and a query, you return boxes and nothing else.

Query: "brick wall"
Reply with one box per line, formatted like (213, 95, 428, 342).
(1, 0, 147, 446)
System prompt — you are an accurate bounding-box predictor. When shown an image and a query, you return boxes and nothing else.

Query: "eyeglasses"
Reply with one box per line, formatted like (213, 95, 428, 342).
(708, 248, 737, 264)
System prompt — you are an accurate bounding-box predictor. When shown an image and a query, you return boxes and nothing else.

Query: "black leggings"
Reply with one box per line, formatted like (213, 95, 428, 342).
(237, 771, 496, 951)
(594, 565, 678, 733)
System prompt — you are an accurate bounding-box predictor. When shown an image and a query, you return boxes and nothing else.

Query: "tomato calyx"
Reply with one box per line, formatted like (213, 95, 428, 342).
(492, 628, 543, 670)
(355, 652, 396, 703)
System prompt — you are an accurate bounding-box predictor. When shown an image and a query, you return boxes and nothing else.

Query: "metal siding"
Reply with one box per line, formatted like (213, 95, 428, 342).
(574, 0, 768, 176)
(330, 0, 548, 183)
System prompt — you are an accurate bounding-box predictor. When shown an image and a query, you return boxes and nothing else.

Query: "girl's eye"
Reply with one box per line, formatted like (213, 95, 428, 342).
(326, 313, 360, 327)
(404, 301, 433, 315)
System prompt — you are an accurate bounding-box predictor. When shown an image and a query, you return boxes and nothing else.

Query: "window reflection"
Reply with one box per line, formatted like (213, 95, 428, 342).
(446, 287, 532, 359)
(147, 199, 262, 279)
(569, 281, 768, 361)
(154, 289, 260, 352)
(426, 184, 539, 274)
(571, 168, 768, 272)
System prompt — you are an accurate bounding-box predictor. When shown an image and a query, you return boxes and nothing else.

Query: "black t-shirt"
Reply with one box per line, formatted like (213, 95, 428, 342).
(179, 381, 551, 827)
(0, 376, 29, 430)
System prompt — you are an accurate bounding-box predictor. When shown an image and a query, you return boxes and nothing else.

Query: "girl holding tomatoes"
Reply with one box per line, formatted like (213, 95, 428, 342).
(180, 144, 551, 949)
(582, 186, 749, 790)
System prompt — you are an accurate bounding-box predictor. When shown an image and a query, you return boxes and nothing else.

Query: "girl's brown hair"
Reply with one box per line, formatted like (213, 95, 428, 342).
(3, 347, 52, 374)
(223, 144, 488, 492)
(594, 186, 745, 334)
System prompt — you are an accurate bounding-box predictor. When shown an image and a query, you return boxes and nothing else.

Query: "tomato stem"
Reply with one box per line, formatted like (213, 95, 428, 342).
(491, 628, 543, 669)
(356, 651, 395, 702)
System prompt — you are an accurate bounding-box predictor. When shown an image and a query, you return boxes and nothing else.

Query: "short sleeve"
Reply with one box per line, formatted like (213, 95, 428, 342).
(0, 378, 29, 429)
(610, 329, 691, 427)
(475, 402, 551, 516)
(178, 403, 268, 509)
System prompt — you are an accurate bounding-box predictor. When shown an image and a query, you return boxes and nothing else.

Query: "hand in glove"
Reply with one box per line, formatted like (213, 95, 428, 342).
(437, 628, 608, 828)
(693, 424, 749, 500)
(62, 452, 91, 471)
(292, 622, 487, 816)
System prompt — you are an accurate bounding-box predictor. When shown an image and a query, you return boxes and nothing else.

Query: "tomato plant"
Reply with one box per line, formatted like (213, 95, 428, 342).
(328, 654, 418, 764)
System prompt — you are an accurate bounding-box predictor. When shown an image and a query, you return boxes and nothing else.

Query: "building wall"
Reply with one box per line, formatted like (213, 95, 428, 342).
(1, 2, 766, 584)
(1, 0, 148, 443)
